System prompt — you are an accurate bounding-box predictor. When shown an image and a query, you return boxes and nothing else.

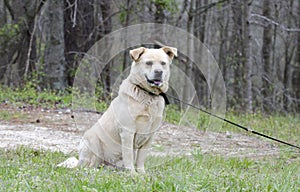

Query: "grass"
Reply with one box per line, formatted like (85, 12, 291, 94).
(1, 85, 300, 191)
(0, 84, 108, 111)
(165, 105, 300, 147)
(0, 147, 299, 191)
(0, 84, 72, 109)
(0, 110, 29, 121)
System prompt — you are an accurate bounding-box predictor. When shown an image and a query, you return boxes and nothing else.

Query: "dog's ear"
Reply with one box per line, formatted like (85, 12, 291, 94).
(161, 46, 177, 60)
(130, 47, 146, 61)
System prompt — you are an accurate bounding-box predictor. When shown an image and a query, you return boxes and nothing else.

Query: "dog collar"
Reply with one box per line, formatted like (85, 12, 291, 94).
(135, 84, 170, 105)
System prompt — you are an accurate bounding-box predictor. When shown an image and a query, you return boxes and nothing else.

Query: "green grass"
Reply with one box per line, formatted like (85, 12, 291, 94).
(0, 84, 108, 112)
(0, 147, 299, 191)
(1, 85, 300, 191)
(165, 105, 300, 148)
(0, 110, 29, 121)
(0, 84, 73, 109)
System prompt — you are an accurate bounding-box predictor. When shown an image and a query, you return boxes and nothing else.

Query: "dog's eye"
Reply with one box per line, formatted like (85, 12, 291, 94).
(161, 61, 166, 66)
(146, 61, 153, 66)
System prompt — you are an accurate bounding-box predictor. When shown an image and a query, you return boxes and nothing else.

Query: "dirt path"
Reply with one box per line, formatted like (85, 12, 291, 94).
(0, 107, 279, 159)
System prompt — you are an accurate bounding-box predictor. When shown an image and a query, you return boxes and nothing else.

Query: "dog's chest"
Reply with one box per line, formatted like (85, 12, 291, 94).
(135, 98, 164, 132)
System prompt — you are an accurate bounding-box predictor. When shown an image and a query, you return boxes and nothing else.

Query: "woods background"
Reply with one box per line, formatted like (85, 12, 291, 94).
(0, 0, 299, 113)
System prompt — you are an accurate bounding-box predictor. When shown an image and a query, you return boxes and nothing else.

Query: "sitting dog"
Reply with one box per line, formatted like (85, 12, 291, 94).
(58, 46, 177, 174)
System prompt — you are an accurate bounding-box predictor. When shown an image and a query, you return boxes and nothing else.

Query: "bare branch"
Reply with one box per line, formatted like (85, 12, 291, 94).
(192, 0, 231, 16)
(24, 15, 37, 79)
(3, 0, 14, 20)
(250, 13, 300, 32)
(36, 0, 47, 15)
(24, 0, 48, 78)
(64, 0, 78, 27)
(72, 0, 78, 27)
(175, 0, 189, 26)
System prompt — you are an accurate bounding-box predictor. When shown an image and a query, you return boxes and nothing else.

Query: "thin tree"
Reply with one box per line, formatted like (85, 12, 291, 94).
(43, 0, 67, 90)
(261, 0, 273, 112)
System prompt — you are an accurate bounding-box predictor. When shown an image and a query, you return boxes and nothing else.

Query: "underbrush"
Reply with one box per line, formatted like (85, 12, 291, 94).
(0, 84, 72, 109)
(0, 84, 108, 112)
(0, 147, 299, 191)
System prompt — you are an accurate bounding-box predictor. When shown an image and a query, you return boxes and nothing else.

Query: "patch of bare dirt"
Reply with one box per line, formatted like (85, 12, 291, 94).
(0, 107, 280, 159)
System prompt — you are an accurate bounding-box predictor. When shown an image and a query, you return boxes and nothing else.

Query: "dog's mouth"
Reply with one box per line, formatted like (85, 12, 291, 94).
(145, 75, 163, 87)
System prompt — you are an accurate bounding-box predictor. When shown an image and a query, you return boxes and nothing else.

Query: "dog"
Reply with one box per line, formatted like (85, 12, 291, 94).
(58, 46, 177, 174)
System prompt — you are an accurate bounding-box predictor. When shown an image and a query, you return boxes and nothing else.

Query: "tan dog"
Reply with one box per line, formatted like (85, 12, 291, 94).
(58, 46, 177, 173)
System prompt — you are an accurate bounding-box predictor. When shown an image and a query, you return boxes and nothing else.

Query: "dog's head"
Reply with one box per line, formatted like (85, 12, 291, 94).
(129, 46, 177, 94)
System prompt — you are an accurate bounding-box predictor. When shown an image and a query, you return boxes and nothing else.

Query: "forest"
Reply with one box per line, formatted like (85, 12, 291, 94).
(0, 0, 299, 113)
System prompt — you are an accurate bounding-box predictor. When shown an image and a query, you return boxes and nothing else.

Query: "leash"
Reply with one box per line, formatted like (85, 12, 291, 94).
(165, 93, 300, 150)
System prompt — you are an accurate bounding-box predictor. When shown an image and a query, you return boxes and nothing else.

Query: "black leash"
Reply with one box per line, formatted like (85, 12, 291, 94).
(165, 93, 300, 150)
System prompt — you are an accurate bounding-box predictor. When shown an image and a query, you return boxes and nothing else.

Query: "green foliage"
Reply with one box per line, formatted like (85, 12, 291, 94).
(164, 104, 182, 124)
(0, 23, 20, 57)
(0, 81, 109, 112)
(118, 0, 178, 24)
(0, 84, 72, 109)
(0, 23, 19, 39)
(0, 147, 299, 191)
(0, 110, 28, 121)
(152, 0, 179, 13)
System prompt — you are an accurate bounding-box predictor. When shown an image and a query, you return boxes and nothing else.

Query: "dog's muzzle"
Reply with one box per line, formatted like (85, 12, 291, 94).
(145, 75, 163, 87)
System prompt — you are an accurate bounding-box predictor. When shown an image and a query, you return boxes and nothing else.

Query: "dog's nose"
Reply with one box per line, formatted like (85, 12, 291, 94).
(154, 70, 163, 77)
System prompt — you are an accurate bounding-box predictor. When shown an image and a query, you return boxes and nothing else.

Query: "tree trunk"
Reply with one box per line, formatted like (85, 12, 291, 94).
(216, 3, 230, 109)
(0, 0, 6, 26)
(1, 0, 44, 87)
(243, 1, 253, 113)
(122, 0, 131, 72)
(0, 0, 8, 81)
(194, 0, 208, 107)
(229, 0, 244, 109)
(183, 0, 195, 104)
(64, 0, 112, 86)
(282, 0, 296, 111)
(43, 0, 67, 90)
(296, 0, 300, 111)
(261, 0, 273, 111)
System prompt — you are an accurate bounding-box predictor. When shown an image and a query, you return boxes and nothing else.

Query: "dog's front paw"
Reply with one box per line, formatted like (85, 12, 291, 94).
(130, 169, 138, 176)
(136, 167, 146, 174)
(57, 157, 78, 168)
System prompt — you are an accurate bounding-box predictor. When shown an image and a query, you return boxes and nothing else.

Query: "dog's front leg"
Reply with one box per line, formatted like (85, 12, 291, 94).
(136, 136, 153, 174)
(120, 130, 136, 173)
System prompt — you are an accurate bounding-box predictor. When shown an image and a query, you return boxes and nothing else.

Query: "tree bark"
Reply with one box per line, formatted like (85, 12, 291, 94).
(243, 1, 253, 113)
(64, 0, 112, 86)
(122, 0, 132, 72)
(296, 0, 300, 111)
(0, 0, 44, 86)
(261, 0, 273, 111)
(194, 0, 209, 107)
(183, 0, 195, 104)
(44, 0, 67, 90)
(229, 0, 244, 109)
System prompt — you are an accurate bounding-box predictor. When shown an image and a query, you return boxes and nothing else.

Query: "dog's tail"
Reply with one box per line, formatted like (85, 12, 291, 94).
(57, 157, 78, 168)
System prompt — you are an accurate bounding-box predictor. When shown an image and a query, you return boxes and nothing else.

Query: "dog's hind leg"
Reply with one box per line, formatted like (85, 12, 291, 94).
(78, 136, 104, 168)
